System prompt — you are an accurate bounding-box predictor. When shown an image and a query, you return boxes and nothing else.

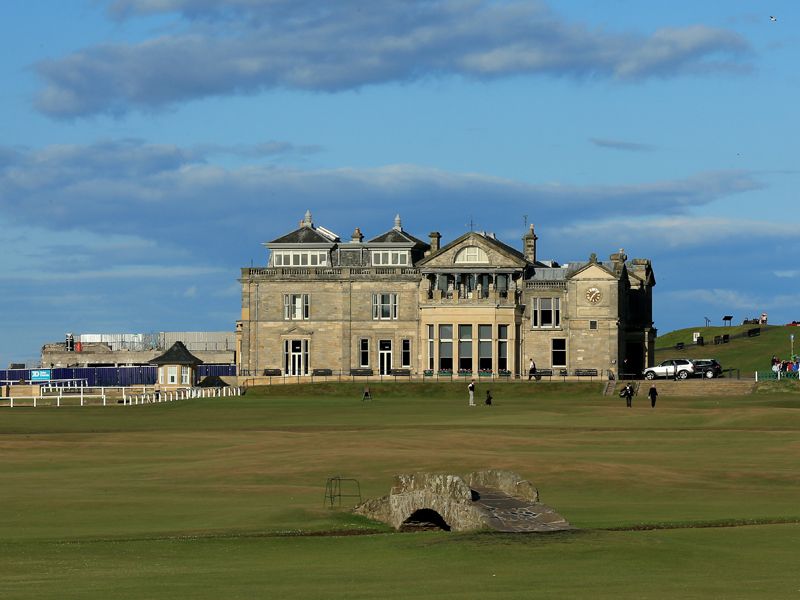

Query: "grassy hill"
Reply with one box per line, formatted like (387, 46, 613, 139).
(655, 324, 799, 376)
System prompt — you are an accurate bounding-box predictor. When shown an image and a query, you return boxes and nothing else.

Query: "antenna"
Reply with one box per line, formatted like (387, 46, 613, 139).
(466, 216, 475, 231)
(523, 214, 528, 230)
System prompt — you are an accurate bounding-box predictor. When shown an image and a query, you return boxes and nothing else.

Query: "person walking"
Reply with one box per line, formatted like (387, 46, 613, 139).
(620, 383, 634, 408)
(468, 379, 476, 406)
(528, 358, 537, 381)
(484, 389, 493, 406)
(648, 384, 658, 408)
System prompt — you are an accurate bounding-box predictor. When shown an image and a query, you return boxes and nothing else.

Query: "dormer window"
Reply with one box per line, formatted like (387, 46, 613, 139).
(272, 251, 328, 267)
(371, 250, 409, 266)
(454, 246, 488, 264)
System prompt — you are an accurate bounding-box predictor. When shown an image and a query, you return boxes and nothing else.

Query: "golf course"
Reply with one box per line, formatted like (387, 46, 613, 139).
(2, 381, 798, 599)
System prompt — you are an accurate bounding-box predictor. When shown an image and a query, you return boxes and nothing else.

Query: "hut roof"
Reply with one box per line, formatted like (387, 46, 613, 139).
(149, 341, 203, 366)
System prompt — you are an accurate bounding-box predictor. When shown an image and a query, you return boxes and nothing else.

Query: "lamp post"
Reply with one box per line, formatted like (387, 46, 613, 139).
(791, 334, 795, 360)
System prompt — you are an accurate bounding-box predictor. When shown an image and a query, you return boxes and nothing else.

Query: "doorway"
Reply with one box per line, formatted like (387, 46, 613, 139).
(379, 339, 392, 375)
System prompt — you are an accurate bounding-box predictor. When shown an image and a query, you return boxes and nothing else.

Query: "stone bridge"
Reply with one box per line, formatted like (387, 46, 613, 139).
(354, 470, 570, 533)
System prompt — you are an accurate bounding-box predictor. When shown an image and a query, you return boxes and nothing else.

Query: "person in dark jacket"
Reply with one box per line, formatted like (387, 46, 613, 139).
(620, 383, 634, 408)
(485, 390, 493, 406)
(648, 384, 658, 408)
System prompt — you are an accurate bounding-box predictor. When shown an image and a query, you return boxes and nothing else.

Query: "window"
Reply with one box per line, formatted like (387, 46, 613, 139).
(590, 320, 598, 330)
(552, 338, 567, 367)
(427, 325, 434, 370)
(372, 293, 398, 320)
(181, 366, 190, 385)
(478, 324, 492, 371)
(167, 366, 177, 384)
(158, 367, 164, 384)
(459, 324, 472, 371)
(371, 251, 409, 266)
(273, 251, 328, 267)
(402, 339, 411, 368)
(284, 294, 310, 320)
(497, 325, 508, 371)
(359, 338, 370, 367)
(454, 246, 488, 263)
(439, 324, 453, 371)
(531, 297, 561, 328)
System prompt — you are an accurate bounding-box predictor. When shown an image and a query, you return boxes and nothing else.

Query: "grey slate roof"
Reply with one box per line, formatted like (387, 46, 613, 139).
(149, 341, 203, 366)
(270, 227, 336, 245)
(368, 229, 429, 248)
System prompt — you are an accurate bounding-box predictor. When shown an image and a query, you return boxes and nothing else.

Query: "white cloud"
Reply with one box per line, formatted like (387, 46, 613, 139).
(552, 215, 793, 249)
(34, 1, 750, 117)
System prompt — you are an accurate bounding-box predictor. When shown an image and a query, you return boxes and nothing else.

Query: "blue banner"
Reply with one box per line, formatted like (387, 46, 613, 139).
(30, 369, 52, 382)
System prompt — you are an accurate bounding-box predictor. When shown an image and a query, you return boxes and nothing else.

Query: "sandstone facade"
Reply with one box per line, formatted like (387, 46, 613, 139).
(238, 211, 655, 378)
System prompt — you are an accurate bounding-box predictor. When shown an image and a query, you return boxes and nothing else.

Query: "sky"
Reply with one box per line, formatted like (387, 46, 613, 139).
(1, 0, 798, 366)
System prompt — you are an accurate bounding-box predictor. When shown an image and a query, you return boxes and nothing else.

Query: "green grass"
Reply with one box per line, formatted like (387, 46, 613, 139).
(655, 324, 798, 376)
(1, 383, 799, 598)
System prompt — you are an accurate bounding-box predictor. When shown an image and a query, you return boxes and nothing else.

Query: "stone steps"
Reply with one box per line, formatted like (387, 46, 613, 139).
(616, 379, 755, 397)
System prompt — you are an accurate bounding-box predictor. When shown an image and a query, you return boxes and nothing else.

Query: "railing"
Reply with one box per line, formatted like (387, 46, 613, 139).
(244, 267, 419, 278)
(0, 385, 243, 408)
(235, 369, 620, 385)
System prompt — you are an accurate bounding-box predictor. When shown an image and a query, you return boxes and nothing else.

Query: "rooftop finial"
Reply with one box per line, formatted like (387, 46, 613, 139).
(302, 209, 313, 228)
(393, 214, 402, 231)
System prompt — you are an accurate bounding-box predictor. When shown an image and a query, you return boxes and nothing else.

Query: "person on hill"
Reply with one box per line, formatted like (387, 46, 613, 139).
(648, 384, 658, 408)
(620, 383, 634, 408)
(485, 390, 493, 406)
(468, 379, 476, 407)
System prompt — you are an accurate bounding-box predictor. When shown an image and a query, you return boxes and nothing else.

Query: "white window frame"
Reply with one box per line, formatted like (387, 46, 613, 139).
(284, 294, 310, 320)
(371, 250, 409, 266)
(401, 339, 411, 368)
(359, 338, 370, 368)
(427, 325, 434, 370)
(497, 325, 508, 371)
(531, 297, 561, 329)
(372, 293, 398, 320)
(552, 338, 567, 368)
(454, 246, 488, 264)
(180, 366, 190, 385)
(273, 251, 328, 267)
(167, 366, 178, 384)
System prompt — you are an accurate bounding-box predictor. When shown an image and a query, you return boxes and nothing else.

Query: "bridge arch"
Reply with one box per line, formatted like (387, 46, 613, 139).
(400, 508, 451, 531)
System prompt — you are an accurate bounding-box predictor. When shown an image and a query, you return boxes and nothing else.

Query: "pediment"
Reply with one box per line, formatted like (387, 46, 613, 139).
(417, 232, 527, 270)
(568, 263, 618, 281)
(281, 326, 314, 337)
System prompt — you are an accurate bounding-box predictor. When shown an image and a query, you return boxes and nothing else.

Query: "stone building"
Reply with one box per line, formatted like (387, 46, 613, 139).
(238, 211, 655, 378)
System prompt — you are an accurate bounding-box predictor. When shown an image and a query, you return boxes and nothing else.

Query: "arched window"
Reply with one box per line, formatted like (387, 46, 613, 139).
(454, 246, 488, 264)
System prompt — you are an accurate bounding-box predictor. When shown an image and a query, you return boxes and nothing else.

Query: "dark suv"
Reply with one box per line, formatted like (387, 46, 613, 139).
(692, 359, 722, 379)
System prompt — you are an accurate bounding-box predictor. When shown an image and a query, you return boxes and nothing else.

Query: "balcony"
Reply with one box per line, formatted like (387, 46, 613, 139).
(242, 267, 420, 281)
(421, 287, 519, 306)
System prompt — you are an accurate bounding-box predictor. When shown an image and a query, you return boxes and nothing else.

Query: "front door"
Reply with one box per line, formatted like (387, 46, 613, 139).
(379, 340, 392, 375)
(284, 339, 309, 376)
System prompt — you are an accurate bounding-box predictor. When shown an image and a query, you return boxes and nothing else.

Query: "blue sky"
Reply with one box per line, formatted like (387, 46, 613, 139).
(1, 0, 798, 366)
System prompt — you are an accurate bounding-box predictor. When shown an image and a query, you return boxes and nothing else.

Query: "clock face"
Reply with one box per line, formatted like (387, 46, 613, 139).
(586, 287, 602, 304)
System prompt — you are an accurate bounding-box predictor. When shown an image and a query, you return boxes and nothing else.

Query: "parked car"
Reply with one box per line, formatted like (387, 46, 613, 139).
(643, 359, 695, 380)
(691, 359, 723, 379)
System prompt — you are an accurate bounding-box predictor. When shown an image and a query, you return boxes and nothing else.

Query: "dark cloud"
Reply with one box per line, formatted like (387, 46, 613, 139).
(589, 137, 655, 152)
(35, 1, 751, 117)
(0, 140, 765, 271)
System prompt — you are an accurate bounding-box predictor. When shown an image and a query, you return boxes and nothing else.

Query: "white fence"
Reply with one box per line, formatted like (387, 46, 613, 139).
(0, 386, 243, 408)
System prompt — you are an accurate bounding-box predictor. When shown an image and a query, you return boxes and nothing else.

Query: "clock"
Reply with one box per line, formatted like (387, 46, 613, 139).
(586, 287, 602, 304)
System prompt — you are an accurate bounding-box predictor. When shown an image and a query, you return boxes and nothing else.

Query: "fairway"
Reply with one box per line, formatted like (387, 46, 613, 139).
(2, 382, 799, 599)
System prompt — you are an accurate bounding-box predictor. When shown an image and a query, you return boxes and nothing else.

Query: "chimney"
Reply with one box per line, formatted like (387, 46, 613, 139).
(429, 231, 441, 253)
(522, 224, 538, 263)
(610, 248, 628, 275)
(351, 227, 364, 243)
